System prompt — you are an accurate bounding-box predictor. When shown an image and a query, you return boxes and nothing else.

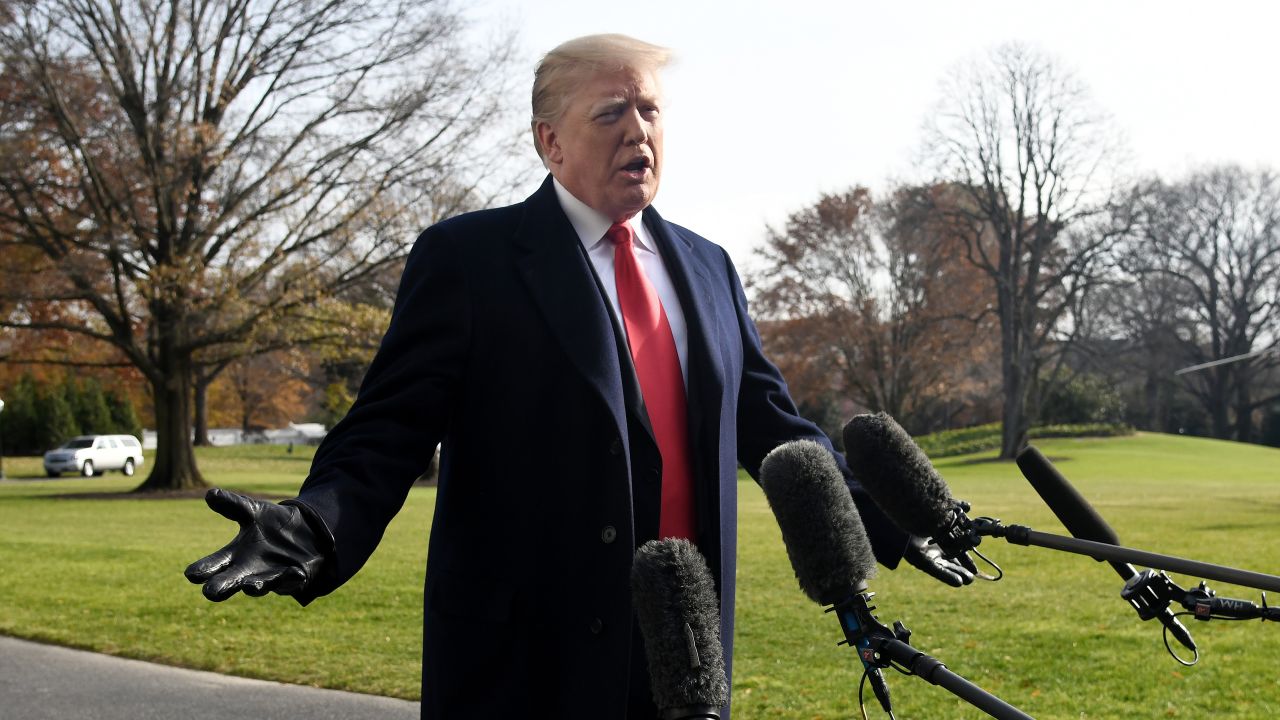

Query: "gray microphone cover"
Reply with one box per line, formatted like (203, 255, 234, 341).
(842, 412, 959, 539)
(631, 538, 730, 713)
(759, 439, 877, 606)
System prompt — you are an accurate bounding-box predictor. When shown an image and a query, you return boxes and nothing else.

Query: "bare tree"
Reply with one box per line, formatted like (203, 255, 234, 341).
(1130, 166, 1280, 441)
(0, 0, 526, 490)
(922, 43, 1130, 457)
(1094, 240, 1198, 432)
(750, 187, 988, 435)
(218, 348, 310, 433)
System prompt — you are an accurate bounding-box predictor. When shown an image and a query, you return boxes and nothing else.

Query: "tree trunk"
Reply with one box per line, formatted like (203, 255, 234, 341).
(1142, 370, 1159, 430)
(1209, 401, 1231, 440)
(1000, 363, 1030, 458)
(134, 344, 206, 492)
(996, 263, 1029, 459)
(1208, 367, 1232, 440)
(193, 378, 211, 447)
(1235, 380, 1255, 443)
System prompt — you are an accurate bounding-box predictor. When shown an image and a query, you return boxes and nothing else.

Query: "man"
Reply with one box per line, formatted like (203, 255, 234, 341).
(186, 34, 973, 719)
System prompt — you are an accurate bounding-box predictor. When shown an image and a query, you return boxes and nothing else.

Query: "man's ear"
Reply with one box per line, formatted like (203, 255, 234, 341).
(535, 120, 562, 165)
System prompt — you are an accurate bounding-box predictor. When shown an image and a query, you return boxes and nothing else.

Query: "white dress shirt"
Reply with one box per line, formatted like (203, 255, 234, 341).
(552, 178, 690, 385)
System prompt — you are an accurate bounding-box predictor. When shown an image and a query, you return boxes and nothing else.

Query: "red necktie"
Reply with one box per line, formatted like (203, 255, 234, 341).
(607, 221, 696, 540)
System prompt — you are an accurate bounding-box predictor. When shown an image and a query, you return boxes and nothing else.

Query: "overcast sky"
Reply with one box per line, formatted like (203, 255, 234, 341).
(473, 0, 1280, 269)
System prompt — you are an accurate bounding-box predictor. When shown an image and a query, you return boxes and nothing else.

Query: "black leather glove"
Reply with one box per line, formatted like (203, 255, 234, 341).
(903, 534, 977, 587)
(184, 488, 329, 602)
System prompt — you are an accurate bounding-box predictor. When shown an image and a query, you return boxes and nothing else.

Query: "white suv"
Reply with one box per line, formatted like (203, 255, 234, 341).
(43, 435, 145, 478)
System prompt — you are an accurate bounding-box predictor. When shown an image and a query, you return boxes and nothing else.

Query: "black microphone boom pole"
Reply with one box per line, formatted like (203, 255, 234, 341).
(825, 591, 1036, 720)
(972, 521, 1280, 594)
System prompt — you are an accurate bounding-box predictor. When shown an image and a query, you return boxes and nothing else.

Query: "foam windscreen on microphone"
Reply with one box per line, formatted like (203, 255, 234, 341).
(631, 538, 730, 713)
(759, 440, 877, 606)
(842, 412, 959, 540)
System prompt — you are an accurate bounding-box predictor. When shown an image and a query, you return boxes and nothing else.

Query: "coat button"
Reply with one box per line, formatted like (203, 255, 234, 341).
(601, 525, 617, 544)
(589, 617, 603, 634)
(608, 438, 623, 456)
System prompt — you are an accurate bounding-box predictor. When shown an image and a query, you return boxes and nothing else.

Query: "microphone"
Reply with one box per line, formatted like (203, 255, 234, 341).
(841, 412, 977, 559)
(1015, 446, 1197, 656)
(758, 439, 892, 713)
(838, 411, 1199, 662)
(1014, 445, 1122, 548)
(631, 538, 729, 720)
(757, 440, 878, 604)
(759, 440, 1036, 720)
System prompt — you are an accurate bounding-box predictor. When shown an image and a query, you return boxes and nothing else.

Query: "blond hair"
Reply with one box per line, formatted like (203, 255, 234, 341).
(530, 34, 672, 161)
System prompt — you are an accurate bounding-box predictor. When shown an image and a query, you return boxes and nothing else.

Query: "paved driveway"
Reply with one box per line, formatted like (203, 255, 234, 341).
(0, 635, 420, 720)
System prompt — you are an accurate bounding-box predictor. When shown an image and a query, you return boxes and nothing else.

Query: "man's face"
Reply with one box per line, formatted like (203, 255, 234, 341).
(538, 66, 664, 222)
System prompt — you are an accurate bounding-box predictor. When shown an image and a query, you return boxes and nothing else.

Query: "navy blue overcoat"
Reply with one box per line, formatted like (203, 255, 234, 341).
(293, 176, 907, 718)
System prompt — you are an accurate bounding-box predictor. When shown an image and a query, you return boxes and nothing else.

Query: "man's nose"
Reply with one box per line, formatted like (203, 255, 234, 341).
(621, 107, 648, 145)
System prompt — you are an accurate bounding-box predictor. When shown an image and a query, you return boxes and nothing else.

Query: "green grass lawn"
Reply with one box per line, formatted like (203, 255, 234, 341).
(1, 433, 1278, 718)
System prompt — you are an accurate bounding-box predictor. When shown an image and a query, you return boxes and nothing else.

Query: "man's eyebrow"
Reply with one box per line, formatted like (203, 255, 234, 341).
(589, 96, 629, 114)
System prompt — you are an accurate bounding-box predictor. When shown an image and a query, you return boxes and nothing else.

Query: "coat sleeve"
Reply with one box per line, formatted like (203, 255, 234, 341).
(722, 249, 909, 568)
(292, 224, 471, 598)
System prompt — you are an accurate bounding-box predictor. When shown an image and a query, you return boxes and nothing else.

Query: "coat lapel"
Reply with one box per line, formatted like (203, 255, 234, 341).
(642, 206, 728, 558)
(642, 206, 726, 436)
(514, 178, 629, 443)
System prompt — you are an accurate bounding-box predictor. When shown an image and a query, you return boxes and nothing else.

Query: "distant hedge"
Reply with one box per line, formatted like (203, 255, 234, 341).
(0, 371, 144, 456)
(915, 422, 1134, 458)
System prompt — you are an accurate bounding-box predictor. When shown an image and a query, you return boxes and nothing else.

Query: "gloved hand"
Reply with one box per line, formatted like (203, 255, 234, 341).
(184, 488, 328, 602)
(903, 534, 977, 587)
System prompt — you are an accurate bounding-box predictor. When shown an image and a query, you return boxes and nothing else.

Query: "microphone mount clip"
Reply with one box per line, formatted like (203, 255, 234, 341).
(931, 500, 983, 559)
(828, 589, 904, 716)
(1122, 569, 1280, 623)
(829, 590, 913, 664)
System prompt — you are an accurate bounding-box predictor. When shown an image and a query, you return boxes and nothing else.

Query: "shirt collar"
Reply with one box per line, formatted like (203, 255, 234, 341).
(552, 178, 658, 254)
